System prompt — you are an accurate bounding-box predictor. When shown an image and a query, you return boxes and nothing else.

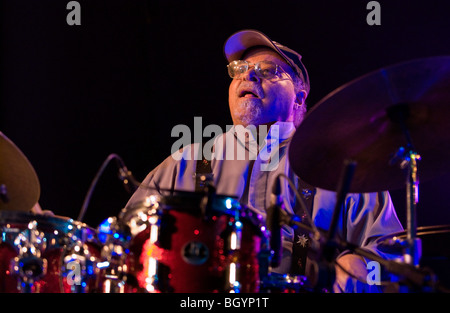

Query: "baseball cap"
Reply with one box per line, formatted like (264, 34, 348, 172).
(224, 29, 310, 94)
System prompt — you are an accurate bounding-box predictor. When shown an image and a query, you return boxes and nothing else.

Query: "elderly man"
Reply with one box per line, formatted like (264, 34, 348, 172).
(126, 29, 404, 293)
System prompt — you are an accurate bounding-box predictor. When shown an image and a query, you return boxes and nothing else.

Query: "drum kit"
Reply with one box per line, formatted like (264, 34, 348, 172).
(1, 56, 450, 293)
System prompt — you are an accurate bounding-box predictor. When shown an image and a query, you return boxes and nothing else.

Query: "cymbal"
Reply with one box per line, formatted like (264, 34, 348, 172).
(376, 224, 450, 256)
(289, 56, 450, 193)
(0, 132, 40, 211)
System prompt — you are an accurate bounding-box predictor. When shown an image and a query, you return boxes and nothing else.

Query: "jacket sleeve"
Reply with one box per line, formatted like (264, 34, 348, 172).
(312, 188, 404, 259)
(345, 191, 404, 256)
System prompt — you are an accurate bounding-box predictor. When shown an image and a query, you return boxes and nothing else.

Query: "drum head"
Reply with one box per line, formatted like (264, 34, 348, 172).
(0, 210, 98, 244)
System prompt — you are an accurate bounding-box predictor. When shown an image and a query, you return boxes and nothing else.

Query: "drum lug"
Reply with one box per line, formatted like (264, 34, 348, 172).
(9, 220, 47, 293)
(100, 243, 130, 293)
(97, 216, 132, 293)
(225, 261, 241, 293)
(61, 239, 98, 293)
(229, 219, 242, 251)
(223, 219, 244, 293)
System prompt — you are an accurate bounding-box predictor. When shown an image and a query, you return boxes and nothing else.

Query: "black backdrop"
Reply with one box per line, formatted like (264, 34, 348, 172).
(2, 0, 450, 230)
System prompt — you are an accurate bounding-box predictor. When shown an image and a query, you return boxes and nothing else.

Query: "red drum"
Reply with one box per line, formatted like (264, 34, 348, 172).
(0, 211, 101, 293)
(118, 192, 268, 293)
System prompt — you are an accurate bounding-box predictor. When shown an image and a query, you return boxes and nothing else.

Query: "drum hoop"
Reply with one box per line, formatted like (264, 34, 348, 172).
(0, 210, 98, 242)
(121, 193, 266, 233)
(376, 224, 450, 243)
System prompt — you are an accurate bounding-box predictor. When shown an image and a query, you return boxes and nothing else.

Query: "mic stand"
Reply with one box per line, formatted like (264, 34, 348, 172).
(267, 177, 283, 268)
(323, 159, 357, 262)
(309, 159, 357, 291)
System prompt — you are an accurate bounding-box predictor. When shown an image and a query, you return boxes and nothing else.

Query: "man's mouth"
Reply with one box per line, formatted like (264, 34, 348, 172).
(239, 90, 259, 98)
(237, 83, 263, 100)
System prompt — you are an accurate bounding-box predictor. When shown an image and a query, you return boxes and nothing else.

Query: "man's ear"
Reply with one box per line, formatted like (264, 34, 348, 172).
(295, 90, 307, 106)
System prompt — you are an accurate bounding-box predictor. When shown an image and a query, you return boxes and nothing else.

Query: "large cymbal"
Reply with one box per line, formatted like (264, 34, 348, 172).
(0, 132, 40, 211)
(289, 56, 450, 193)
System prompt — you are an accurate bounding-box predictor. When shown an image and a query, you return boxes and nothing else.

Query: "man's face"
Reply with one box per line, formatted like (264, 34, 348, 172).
(228, 47, 300, 127)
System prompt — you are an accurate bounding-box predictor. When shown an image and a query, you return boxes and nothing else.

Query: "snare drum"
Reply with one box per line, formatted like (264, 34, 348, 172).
(0, 211, 101, 293)
(116, 192, 267, 293)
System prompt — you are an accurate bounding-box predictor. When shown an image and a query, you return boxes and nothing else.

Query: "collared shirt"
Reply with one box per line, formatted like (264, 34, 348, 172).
(126, 121, 404, 274)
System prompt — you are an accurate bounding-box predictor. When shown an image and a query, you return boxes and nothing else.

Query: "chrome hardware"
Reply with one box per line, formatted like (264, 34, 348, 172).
(97, 216, 131, 293)
(10, 220, 47, 293)
(61, 239, 97, 293)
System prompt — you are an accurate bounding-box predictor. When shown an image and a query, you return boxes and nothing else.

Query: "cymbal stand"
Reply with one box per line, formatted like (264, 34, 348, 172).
(387, 104, 422, 267)
(404, 147, 421, 266)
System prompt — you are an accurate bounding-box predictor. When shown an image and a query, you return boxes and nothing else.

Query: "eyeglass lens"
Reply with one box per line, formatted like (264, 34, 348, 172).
(228, 61, 279, 79)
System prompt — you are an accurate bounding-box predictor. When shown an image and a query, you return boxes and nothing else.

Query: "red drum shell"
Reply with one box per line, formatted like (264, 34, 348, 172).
(122, 193, 266, 293)
(0, 211, 101, 293)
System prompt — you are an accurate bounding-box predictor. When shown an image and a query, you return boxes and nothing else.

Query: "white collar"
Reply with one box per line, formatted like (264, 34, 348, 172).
(230, 121, 295, 143)
(266, 121, 296, 141)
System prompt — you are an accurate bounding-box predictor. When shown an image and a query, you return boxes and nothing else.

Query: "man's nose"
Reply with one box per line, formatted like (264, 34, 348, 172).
(242, 67, 261, 82)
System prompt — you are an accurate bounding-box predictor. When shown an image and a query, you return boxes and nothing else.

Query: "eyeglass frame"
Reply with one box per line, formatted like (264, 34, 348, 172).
(227, 60, 294, 82)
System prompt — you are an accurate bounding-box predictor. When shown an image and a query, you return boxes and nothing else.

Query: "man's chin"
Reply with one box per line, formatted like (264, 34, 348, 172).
(232, 100, 262, 123)
(238, 96, 262, 104)
(234, 117, 275, 128)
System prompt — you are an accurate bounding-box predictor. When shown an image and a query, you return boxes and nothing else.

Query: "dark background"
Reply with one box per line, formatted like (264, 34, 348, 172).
(1, 0, 450, 231)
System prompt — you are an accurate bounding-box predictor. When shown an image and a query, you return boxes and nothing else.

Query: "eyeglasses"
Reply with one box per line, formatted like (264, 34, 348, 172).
(227, 60, 292, 81)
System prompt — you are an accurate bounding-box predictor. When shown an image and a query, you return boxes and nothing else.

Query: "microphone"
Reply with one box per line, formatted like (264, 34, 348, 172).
(77, 154, 140, 222)
(115, 157, 140, 194)
(266, 177, 283, 268)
